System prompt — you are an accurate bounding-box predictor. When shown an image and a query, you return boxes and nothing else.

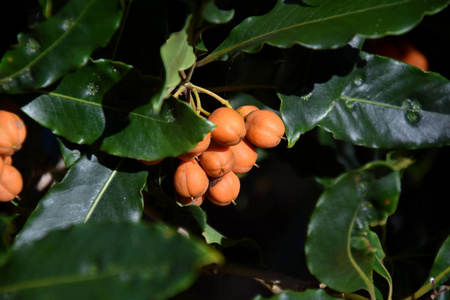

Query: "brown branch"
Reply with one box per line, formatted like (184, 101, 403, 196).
(202, 262, 320, 294)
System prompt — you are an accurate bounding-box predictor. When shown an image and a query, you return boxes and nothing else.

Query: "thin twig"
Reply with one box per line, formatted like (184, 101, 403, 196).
(202, 262, 320, 293)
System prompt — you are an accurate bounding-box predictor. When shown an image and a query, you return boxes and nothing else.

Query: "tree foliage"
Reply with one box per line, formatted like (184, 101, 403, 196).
(1, 0, 449, 299)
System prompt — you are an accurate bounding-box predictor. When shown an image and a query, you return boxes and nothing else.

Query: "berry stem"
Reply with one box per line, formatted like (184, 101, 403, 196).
(189, 83, 232, 109)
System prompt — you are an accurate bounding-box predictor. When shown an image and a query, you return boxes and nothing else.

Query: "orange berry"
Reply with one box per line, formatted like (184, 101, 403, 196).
(0, 164, 23, 202)
(401, 42, 429, 71)
(199, 141, 235, 178)
(0, 110, 27, 156)
(177, 194, 205, 206)
(207, 171, 240, 206)
(245, 110, 285, 148)
(173, 160, 209, 198)
(208, 107, 246, 146)
(236, 105, 259, 118)
(178, 132, 211, 161)
(140, 158, 164, 166)
(1, 155, 12, 165)
(230, 139, 257, 174)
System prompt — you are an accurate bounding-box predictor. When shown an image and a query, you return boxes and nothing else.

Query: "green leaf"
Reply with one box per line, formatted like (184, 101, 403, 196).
(0, 0, 123, 93)
(21, 59, 215, 161)
(13, 153, 147, 248)
(405, 235, 450, 300)
(278, 40, 362, 147)
(279, 46, 450, 149)
(319, 52, 450, 148)
(253, 289, 337, 300)
(0, 222, 222, 299)
(202, 1, 234, 24)
(305, 160, 403, 296)
(154, 17, 196, 112)
(196, 0, 450, 67)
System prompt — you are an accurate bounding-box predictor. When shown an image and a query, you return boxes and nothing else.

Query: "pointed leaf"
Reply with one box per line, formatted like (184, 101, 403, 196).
(319, 52, 450, 148)
(196, 0, 450, 66)
(13, 153, 147, 248)
(278, 40, 362, 147)
(202, 1, 234, 24)
(22, 60, 215, 161)
(0, 0, 123, 93)
(154, 18, 196, 111)
(0, 222, 222, 299)
(305, 160, 403, 295)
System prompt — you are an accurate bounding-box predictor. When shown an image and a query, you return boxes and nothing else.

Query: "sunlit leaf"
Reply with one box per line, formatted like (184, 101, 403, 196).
(22, 60, 215, 161)
(154, 17, 196, 112)
(279, 48, 450, 149)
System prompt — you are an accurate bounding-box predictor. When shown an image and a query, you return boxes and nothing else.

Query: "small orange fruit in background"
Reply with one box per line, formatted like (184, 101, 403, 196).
(178, 132, 211, 161)
(0, 110, 27, 156)
(401, 41, 429, 71)
(208, 107, 246, 146)
(207, 171, 240, 206)
(245, 110, 285, 148)
(230, 138, 257, 174)
(236, 105, 259, 118)
(173, 160, 209, 199)
(199, 140, 235, 178)
(0, 164, 23, 202)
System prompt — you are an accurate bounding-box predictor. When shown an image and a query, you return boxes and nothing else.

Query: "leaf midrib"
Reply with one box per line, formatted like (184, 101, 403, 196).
(0, 0, 97, 84)
(83, 158, 124, 222)
(48, 92, 175, 125)
(197, 0, 421, 66)
(0, 266, 148, 293)
(341, 96, 449, 116)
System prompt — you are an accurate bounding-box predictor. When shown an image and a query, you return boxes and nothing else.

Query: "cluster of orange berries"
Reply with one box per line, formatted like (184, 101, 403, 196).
(0, 110, 26, 202)
(173, 105, 285, 206)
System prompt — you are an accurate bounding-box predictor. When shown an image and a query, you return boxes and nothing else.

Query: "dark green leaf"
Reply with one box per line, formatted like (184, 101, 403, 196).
(202, 1, 234, 24)
(319, 52, 450, 148)
(305, 160, 403, 296)
(278, 40, 362, 147)
(0, 222, 222, 299)
(196, 0, 450, 66)
(0, 0, 123, 93)
(279, 46, 450, 149)
(253, 289, 337, 300)
(13, 153, 147, 248)
(22, 60, 215, 161)
(57, 137, 85, 168)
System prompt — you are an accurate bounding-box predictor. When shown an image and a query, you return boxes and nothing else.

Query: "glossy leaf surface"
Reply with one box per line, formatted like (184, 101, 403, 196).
(0, 0, 123, 93)
(13, 154, 147, 248)
(280, 48, 450, 149)
(305, 160, 402, 295)
(22, 60, 215, 161)
(197, 0, 449, 66)
(0, 222, 222, 299)
(319, 53, 450, 148)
